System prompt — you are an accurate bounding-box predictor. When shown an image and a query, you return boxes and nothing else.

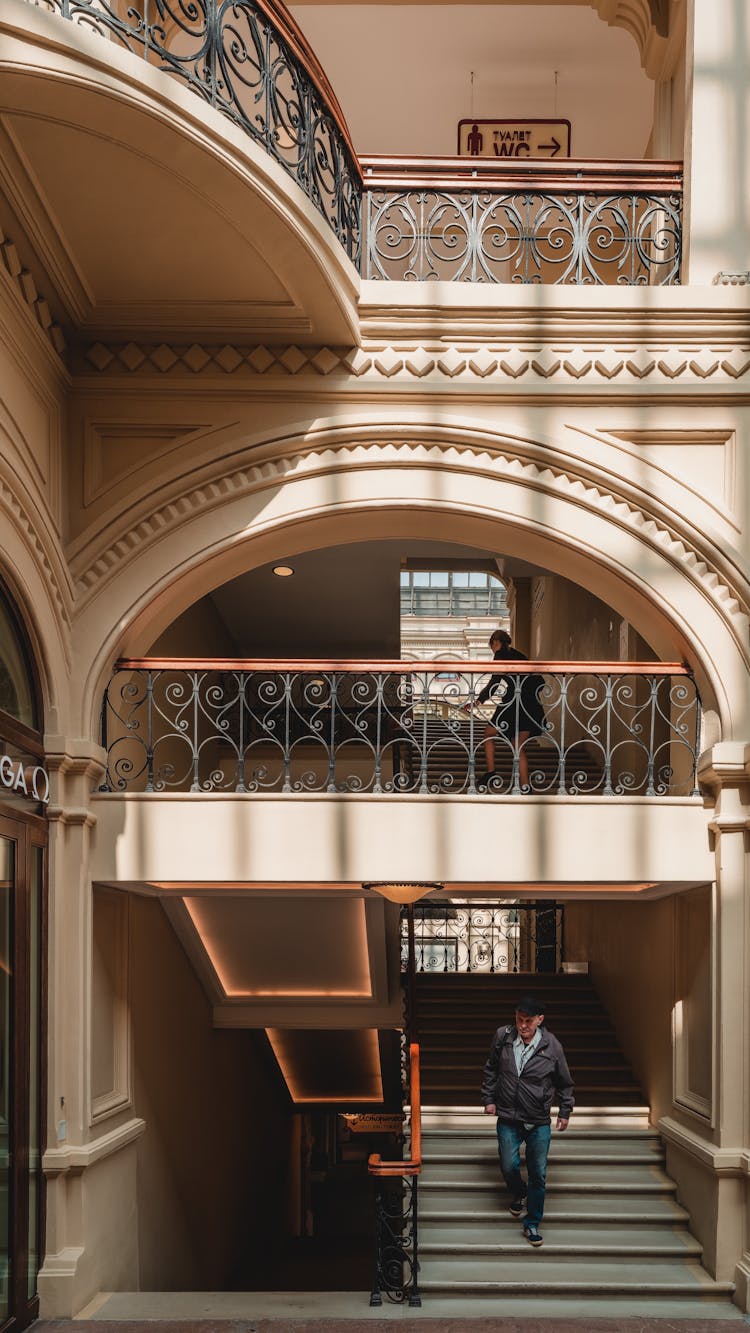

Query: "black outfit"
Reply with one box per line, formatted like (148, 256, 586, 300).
(480, 1023, 575, 1124)
(477, 645, 546, 739)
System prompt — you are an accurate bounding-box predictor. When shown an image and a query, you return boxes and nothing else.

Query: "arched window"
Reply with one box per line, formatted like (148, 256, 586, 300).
(0, 583, 40, 733)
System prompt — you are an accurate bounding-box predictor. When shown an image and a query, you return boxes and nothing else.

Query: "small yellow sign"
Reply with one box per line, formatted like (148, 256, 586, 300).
(458, 120, 571, 160)
(341, 1113, 403, 1134)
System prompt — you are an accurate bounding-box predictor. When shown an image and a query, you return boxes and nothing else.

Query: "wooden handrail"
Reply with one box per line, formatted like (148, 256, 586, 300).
(368, 1043, 421, 1178)
(360, 155, 683, 193)
(116, 658, 691, 676)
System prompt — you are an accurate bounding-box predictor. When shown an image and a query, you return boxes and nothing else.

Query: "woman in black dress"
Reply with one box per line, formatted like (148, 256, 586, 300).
(474, 629, 546, 790)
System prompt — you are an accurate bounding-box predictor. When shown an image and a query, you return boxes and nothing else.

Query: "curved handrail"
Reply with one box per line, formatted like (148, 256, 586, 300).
(253, 0, 358, 164)
(27, 0, 361, 258)
(368, 1043, 421, 1178)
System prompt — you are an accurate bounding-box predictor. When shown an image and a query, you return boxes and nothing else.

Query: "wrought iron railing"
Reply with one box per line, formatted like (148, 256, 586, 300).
(27, 0, 361, 260)
(404, 901, 564, 974)
(101, 658, 700, 796)
(368, 1041, 421, 1307)
(362, 157, 682, 284)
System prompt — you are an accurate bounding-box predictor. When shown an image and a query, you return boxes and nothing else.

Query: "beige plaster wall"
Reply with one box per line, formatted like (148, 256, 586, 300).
(149, 597, 236, 657)
(565, 887, 723, 1275)
(129, 896, 293, 1288)
(530, 573, 658, 661)
(565, 896, 676, 1124)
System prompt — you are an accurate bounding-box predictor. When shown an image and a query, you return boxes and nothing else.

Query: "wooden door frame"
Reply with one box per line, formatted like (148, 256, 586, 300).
(0, 805, 48, 1332)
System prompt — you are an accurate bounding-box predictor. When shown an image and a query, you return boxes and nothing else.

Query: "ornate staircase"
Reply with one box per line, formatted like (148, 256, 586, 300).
(412, 972, 738, 1316)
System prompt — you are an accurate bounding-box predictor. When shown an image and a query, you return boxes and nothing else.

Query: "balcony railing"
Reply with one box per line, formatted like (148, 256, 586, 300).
(27, 0, 361, 261)
(101, 659, 700, 797)
(405, 902, 564, 974)
(24, 0, 683, 286)
(361, 157, 682, 285)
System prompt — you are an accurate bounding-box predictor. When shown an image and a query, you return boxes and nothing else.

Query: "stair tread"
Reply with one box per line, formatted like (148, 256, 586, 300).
(420, 1200, 691, 1221)
(420, 1232, 702, 1255)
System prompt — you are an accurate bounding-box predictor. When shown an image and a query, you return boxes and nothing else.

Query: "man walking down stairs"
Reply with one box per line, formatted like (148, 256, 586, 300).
(415, 972, 739, 1318)
(480, 993, 574, 1250)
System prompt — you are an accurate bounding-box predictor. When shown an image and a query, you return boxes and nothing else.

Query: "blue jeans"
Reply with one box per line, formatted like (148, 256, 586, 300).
(496, 1121, 552, 1226)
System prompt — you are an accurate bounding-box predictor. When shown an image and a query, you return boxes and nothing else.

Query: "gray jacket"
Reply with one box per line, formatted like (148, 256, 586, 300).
(481, 1024, 574, 1124)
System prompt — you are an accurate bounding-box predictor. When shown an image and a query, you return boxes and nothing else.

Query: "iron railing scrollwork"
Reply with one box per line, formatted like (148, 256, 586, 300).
(362, 159, 682, 285)
(23, 0, 683, 285)
(368, 1040, 421, 1307)
(404, 901, 564, 974)
(369, 1174, 420, 1306)
(101, 659, 701, 798)
(28, 0, 361, 260)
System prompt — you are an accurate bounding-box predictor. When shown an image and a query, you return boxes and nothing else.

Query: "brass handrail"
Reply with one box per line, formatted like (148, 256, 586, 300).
(360, 155, 683, 193)
(116, 658, 691, 676)
(368, 1043, 421, 1178)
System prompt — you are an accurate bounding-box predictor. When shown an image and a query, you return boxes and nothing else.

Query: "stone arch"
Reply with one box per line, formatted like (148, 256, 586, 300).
(70, 429, 750, 743)
(0, 476, 72, 735)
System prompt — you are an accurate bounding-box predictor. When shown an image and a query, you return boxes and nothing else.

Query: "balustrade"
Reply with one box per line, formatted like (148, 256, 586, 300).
(362, 157, 682, 284)
(101, 659, 700, 797)
(405, 901, 564, 974)
(26, 0, 361, 260)
(22, 2, 684, 284)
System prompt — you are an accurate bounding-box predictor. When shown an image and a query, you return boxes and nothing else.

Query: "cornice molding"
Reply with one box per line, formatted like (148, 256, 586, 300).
(77, 340, 750, 385)
(72, 436, 750, 641)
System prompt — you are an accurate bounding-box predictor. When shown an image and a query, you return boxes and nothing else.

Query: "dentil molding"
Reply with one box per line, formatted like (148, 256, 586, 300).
(0, 222, 66, 356)
(80, 340, 750, 384)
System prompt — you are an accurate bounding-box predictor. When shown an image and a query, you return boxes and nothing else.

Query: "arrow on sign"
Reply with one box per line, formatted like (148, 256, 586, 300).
(539, 136, 561, 157)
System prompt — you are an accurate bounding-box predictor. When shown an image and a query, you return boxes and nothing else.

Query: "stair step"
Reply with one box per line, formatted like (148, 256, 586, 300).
(420, 1179, 677, 1198)
(418, 1264, 734, 1297)
(422, 1127, 662, 1144)
(421, 1161, 672, 1186)
(420, 1193, 691, 1221)
(419, 1228, 702, 1257)
(423, 1151, 664, 1166)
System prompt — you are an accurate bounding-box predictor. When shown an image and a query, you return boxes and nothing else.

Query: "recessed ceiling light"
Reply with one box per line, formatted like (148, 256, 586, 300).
(272, 564, 294, 577)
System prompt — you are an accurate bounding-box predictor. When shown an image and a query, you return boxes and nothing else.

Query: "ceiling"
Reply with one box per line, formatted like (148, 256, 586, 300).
(288, 3, 655, 157)
(150, 539, 519, 657)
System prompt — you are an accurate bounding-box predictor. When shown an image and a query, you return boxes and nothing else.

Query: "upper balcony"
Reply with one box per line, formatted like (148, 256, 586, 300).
(3, 0, 698, 360)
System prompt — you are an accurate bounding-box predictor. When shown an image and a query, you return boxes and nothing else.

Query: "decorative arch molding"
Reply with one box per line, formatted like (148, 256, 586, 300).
(73, 428, 749, 630)
(71, 428, 750, 738)
(0, 475, 73, 722)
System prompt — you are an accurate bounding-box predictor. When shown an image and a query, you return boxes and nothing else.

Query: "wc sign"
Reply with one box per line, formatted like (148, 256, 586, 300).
(0, 753, 50, 804)
(458, 119, 571, 160)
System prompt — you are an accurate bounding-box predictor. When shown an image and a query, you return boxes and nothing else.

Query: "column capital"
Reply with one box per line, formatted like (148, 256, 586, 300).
(698, 742, 750, 788)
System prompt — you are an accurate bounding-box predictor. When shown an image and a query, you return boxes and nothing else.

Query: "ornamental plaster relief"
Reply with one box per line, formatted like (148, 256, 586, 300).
(0, 222, 65, 356)
(0, 468, 72, 634)
(80, 340, 750, 384)
(70, 437, 750, 646)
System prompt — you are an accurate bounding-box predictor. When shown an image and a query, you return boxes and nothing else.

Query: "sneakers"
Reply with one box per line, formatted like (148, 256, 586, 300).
(508, 1196, 526, 1218)
(523, 1223, 544, 1247)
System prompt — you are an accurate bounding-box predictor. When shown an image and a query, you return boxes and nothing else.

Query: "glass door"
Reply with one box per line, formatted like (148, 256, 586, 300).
(0, 813, 46, 1332)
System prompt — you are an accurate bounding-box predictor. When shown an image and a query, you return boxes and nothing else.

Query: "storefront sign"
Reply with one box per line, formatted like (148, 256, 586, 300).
(340, 1112, 403, 1134)
(0, 754, 50, 804)
(458, 119, 571, 160)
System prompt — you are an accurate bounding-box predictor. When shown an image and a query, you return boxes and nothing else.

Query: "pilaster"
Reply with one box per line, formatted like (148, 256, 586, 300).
(697, 741, 750, 1304)
(684, 0, 750, 283)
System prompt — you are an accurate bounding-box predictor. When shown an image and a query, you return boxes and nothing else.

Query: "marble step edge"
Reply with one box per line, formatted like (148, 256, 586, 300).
(422, 1153, 665, 1166)
(421, 1128, 661, 1140)
(419, 1180, 677, 1194)
(418, 1241, 703, 1258)
(417, 1279, 736, 1297)
(420, 1207, 691, 1223)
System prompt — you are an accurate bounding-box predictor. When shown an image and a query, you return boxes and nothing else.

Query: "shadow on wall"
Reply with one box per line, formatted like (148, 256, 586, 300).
(130, 896, 294, 1290)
